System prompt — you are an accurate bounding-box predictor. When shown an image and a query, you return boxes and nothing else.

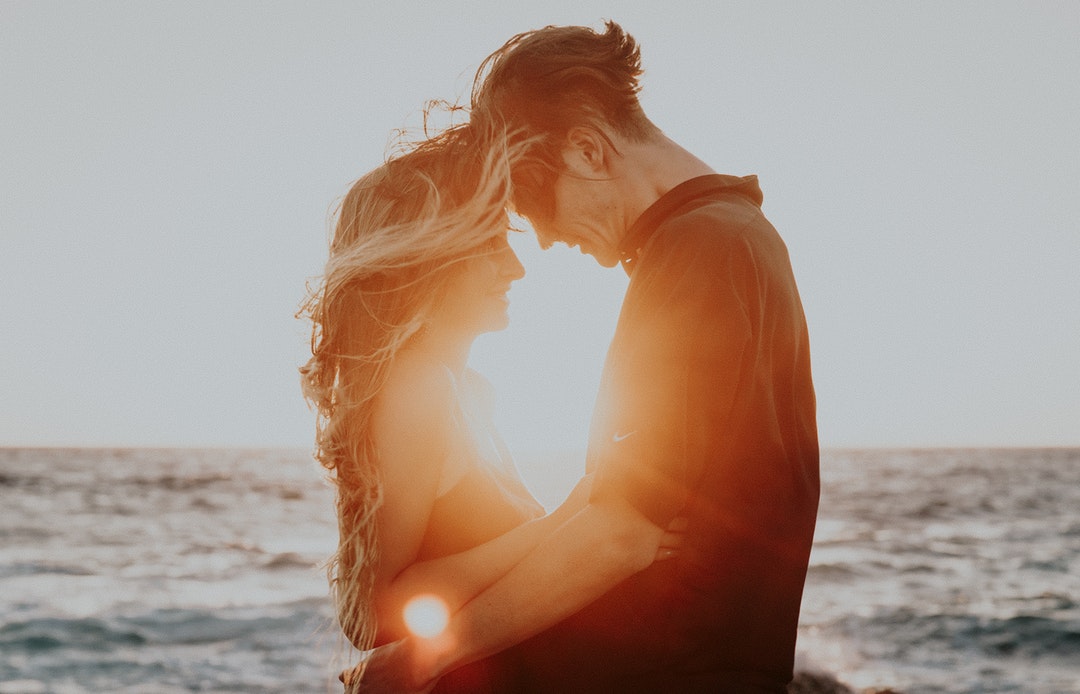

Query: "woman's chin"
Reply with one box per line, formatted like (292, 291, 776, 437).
(478, 311, 511, 334)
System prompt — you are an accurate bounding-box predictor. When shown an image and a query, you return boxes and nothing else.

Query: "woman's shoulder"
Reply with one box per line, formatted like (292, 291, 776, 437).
(461, 367, 496, 415)
(376, 353, 458, 434)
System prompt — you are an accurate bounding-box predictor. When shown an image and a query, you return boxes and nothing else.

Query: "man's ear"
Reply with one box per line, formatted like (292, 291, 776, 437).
(562, 126, 610, 177)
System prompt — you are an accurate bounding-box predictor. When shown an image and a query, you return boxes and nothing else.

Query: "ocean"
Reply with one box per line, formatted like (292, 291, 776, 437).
(1, 447, 1078, 693)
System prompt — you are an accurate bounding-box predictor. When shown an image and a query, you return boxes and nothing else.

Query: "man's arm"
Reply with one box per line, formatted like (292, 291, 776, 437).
(356, 495, 665, 692)
(373, 474, 592, 643)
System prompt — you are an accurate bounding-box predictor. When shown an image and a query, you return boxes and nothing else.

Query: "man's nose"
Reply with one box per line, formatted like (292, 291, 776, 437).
(534, 228, 556, 251)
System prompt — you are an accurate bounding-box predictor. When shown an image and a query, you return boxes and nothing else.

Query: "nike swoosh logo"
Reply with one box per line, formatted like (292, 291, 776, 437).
(612, 431, 637, 443)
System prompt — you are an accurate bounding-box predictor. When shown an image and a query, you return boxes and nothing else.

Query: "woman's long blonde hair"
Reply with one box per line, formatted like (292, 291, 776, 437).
(298, 120, 518, 658)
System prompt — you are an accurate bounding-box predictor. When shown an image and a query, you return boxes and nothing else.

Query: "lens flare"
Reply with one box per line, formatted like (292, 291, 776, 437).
(403, 594, 449, 639)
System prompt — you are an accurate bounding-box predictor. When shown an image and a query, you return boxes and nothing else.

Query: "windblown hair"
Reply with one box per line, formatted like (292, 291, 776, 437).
(298, 120, 515, 660)
(470, 20, 659, 224)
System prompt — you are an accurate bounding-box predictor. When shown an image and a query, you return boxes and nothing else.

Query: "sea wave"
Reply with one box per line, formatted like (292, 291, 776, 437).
(0, 562, 94, 580)
(0, 617, 147, 653)
(830, 608, 1080, 660)
(2, 446, 1078, 693)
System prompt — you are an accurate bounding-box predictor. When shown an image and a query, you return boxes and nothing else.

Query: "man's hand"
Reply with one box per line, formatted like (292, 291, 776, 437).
(657, 515, 688, 561)
(340, 637, 440, 694)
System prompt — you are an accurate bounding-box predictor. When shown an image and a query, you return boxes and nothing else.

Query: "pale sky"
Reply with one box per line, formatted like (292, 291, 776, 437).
(2, 2, 1078, 464)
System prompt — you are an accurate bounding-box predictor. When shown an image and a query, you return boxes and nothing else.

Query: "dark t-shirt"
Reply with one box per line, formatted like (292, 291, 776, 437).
(514, 175, 820, 693)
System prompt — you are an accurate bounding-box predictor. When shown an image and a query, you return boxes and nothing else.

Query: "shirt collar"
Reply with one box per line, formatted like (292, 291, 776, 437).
(617, 174, 761, 274)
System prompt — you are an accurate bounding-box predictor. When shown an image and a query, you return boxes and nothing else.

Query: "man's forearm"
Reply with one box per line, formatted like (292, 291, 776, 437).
(423, 497, 664, 681)
(382, 509, 559, 622)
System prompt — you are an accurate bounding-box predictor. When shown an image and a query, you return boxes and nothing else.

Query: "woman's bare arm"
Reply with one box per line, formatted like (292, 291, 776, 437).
(354, 494, 667, 693)
(374, 474, 591, 641)
(370, 358, 592, 642)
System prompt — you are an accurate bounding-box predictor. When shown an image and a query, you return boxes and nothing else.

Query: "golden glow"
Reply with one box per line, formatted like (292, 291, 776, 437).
(470, 235, 628, 506)
(403, 594, 450, 639)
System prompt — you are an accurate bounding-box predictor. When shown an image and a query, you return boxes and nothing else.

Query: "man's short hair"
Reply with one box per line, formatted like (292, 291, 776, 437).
(471, 21, 657, 224)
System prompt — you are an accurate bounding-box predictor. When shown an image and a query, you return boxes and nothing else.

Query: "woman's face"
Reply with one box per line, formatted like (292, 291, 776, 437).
(435, 232, 525, 336)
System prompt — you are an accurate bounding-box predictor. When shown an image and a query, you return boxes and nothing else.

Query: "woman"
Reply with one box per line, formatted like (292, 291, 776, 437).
(298, 123, 592, 691)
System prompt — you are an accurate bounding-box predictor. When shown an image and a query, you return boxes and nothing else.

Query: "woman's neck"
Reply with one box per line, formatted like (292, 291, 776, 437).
(407, 324, 473, 376)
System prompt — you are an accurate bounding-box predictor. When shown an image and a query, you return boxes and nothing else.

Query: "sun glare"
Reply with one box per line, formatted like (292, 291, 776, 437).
(403, 594, 450, 639)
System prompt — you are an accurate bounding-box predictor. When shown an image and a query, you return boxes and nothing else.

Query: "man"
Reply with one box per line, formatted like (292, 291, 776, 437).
(357, 21, 819, 693)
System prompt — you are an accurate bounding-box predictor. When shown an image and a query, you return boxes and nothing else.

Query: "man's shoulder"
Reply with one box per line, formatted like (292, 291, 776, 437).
(640, 205, 752, 274)
(643, 190, 784, 276)
(660, 192, 767, 244)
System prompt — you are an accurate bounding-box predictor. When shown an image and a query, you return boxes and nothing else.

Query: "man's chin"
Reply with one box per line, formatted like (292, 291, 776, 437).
(590, 253, 621, 268)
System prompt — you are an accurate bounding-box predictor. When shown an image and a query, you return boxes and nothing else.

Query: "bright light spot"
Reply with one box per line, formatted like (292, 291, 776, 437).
(403, 594, 449, 639)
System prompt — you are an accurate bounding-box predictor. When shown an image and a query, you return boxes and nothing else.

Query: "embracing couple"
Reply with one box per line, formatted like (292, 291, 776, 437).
(300, 21, 819, 694)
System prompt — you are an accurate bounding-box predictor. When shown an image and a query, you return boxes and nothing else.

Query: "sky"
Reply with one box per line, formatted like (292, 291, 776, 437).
(2, 2, 1078, 465)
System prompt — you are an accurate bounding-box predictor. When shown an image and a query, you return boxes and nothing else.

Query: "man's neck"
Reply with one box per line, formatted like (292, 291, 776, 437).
(613, 134, 716, 240)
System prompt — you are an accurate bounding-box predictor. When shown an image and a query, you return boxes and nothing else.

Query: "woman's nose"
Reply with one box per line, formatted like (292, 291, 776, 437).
(501, 247, 525, 280)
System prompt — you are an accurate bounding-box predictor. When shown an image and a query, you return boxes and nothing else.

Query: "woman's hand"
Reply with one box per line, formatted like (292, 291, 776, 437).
(559, 473, 594, 515)
(555, 476, 685, 562)
(544, 473, 594, 527)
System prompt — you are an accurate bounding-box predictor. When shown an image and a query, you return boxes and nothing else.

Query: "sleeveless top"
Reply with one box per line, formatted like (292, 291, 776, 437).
(417, 368, 543, 561)
(420, 369, 544, 694)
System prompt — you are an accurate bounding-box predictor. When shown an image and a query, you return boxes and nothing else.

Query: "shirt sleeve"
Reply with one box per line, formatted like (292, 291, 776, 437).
(588, 215, 755, 527)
